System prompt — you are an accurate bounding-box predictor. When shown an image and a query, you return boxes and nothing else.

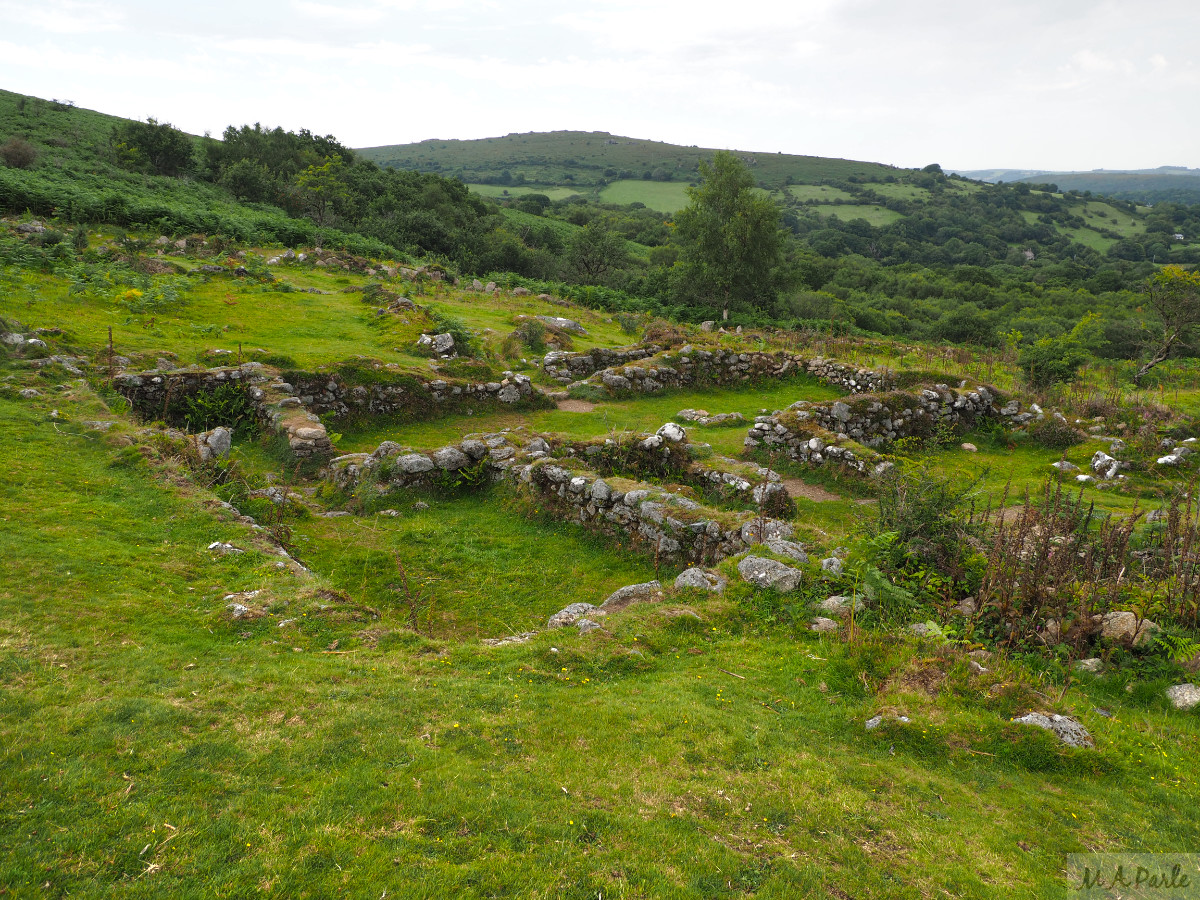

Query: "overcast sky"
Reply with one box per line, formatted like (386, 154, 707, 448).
(1, 0, 1196, 171)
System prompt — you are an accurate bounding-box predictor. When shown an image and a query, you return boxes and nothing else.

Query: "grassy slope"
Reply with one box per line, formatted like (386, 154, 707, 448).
(4, 389, 1200, 898)
(6, 232, 1200, 896)
(0, 89, 139, 172)
(357, 131, 904, 190)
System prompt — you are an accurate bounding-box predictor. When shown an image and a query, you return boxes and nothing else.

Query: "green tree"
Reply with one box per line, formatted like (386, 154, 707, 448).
(111, 118, 194, 176)
(671, 151, 785, 320)
(1135, 265, 1200, 385)
(294, 154, 350, 227)
(566, 220, 629, 284)
(1018, 312, 1104, 389)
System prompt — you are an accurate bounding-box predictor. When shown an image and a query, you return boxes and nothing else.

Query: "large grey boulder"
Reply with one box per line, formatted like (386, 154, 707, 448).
(656, 422, 686, 443)
(538, 315, 587, 335)
(394, 453, 435, 474)
(738, 556, 803, 592)
(459, 439, 488, 460)
(1012, 713, 1094, 748)
(740, 519, 793, 544)
(197, 426, 233, 461)
(1100, 610, 1158, 647)
(674, 568, 726, 593)
(432, 333, 456, 355)
(431, 447, 470, 470)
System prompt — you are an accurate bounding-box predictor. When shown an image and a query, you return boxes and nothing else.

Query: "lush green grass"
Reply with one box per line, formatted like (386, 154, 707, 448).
(599, 180, 694, 213)
(7, 391, 1200, 898)
(7, 221, 1200, 896)
(337, 374, 844, 455)
(785, 185, 855, 203)
(0, 244, 637, 373)
(467, 184, 588, 202)
(816, 205, 906, 227)
(862, 183, 931, 202)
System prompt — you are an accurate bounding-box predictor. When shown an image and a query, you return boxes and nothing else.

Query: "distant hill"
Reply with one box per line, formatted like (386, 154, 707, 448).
(952, 165, 1200, 205)
(357, 130, 908, 194)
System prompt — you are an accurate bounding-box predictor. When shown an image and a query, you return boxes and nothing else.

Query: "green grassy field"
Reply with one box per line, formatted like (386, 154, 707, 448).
(6, 225, 1200, 898)
(467, 184, 587, 202)
(815, 205, 906, 227)
(5, 388, 1200, 898)
(599, 180, 694, 213)
(785, 185, 856, 203)
(861, 183, 931, 202)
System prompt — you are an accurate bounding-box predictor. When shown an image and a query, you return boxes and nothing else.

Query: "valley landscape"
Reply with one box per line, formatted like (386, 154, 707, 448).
(3, 83, 1200, 900)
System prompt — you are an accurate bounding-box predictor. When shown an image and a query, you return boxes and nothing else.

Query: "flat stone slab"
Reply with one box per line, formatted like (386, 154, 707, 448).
(600, 581, 663, 612)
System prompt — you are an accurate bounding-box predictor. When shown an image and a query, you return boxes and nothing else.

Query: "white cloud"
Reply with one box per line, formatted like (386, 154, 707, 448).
(0, 0, 1196, 169)
(0, 0, 125, 34)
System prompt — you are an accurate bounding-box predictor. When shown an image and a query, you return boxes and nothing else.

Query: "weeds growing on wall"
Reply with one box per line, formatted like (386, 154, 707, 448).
(180, 382, 259, 436)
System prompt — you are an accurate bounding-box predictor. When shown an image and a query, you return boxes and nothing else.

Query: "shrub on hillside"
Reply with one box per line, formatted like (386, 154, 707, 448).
(0, 137, 37, 169)
(1028, 417, 1086, 451)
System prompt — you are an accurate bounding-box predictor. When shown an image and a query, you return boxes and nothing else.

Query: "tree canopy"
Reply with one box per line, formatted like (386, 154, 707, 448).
(671, 151, 786, 320)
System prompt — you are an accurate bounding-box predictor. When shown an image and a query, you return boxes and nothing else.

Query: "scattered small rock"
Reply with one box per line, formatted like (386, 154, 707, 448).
(1166, 683, 1200, 711)
(820, 557, 844, 576)
(810, 617, 840, 633)
(908, 622, 942, 638)
(482, 632, 537, 647)
(207, 541, 243, 555)
(547, 602, 602, 629)
(1075, 658, 1105, 674)
(1012, 712, 1094, 748)
(865, 714, 910, 730)
(674, 568, 726, 593)
(818, 595, 863, 619)
(601, 581, 663, 611)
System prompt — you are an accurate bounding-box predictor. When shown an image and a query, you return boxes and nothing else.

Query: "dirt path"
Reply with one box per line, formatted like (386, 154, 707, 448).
(556, 399, 596, 412)
(781, 477, 842, 503)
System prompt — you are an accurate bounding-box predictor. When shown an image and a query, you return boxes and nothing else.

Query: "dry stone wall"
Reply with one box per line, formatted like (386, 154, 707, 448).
(746, 383, 1000, 474)
(113, 364, 334, 459)
(287, 370, 540, 421)
(327, 424, 794, 565)
(547, 345, 893, 397)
